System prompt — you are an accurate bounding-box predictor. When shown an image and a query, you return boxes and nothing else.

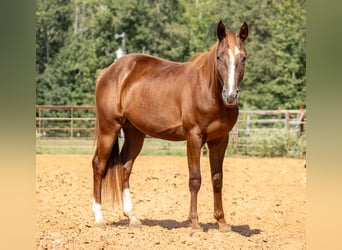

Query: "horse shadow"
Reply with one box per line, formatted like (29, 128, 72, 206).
(230, 225, 262, 237)
(112, 218, 261, 237)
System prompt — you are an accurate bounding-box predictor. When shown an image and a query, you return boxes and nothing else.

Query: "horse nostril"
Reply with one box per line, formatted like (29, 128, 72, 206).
(223, 89, 239, 103)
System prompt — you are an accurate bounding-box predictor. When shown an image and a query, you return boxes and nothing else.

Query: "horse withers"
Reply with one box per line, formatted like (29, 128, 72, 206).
(92, 20, 248, 235)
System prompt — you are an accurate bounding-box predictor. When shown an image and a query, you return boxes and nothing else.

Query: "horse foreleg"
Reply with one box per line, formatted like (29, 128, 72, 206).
(207, 136, 231, 232)
(187, 131, 204, 235)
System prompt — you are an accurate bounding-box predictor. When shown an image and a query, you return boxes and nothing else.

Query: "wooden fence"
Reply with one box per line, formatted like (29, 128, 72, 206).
(36, 105, 306, 157)
(231, 110, 306, 157)
(36, 105, 96, 138)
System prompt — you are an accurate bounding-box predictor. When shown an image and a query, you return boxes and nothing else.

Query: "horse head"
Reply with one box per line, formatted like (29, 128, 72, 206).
(216, 20, 248, 107)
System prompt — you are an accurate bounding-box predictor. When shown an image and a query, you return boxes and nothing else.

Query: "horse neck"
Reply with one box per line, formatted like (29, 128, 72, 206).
(189, 43, 221, 100)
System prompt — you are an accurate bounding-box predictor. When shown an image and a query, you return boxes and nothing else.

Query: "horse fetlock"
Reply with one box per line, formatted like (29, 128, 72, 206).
(92, 200, 103, 224)
(188, 216, 200, 227)
(214, 210, 225, 221)
(129, 217, 142, 228)
(123, 210, 141, 225)
(189, 218, 203, 236)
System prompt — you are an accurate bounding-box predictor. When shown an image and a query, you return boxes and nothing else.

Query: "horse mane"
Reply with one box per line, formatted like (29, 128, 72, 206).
(188, 42, 219, 90)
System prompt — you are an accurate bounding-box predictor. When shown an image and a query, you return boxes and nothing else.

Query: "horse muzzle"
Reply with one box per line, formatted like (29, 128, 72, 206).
(222, 89, 239, 107)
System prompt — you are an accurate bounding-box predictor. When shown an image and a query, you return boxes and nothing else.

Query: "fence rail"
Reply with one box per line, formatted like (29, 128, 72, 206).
(36, 105, 96, 138)
(36, 105, 306, 157)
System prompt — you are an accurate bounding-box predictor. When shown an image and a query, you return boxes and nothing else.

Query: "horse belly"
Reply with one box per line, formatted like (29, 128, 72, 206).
(123, 93, 186, 141)
(126, 112, 186, 141)
(146, 123, 186, 141)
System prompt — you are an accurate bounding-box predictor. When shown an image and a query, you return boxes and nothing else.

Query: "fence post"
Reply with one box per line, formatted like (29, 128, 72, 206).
(285, 111, 290, 136)
(38, 107, 41, 138)
(247, 113, 251, 137)
(232, 123, 238, 148)
(285, 111, 290, 154)
(70, 108, 73, 138)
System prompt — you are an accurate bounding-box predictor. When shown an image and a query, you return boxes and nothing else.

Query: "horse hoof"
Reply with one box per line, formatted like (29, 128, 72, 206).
(219, 227, 232, 233)
(93, 222, 106, 229)
(218, 222, 232, 233)
(190, 228, 204, 237)
(219, 224, 232, 233)
(129, 220, 142, 228)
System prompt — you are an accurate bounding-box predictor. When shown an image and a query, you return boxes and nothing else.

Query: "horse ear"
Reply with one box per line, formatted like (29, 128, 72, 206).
(216, 20, 226, 41)
(239, 22, 248, 42)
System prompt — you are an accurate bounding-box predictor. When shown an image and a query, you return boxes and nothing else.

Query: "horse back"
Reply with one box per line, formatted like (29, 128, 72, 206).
(95, 54, 192, 138)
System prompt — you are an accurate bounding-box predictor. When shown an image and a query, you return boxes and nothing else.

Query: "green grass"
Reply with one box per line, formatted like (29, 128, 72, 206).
(36, 138, 95, 154)
(36, 138, 188, 156)
(36, 133, 305, 158)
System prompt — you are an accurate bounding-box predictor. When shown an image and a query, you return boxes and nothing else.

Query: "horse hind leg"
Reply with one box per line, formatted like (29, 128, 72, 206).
(92, 151, 103, 224)
(92, 130, 122, 225)
(120, 122, 145, 226)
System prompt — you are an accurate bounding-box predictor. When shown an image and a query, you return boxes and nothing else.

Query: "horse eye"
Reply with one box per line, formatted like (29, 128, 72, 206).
(241, 56, 246, 63)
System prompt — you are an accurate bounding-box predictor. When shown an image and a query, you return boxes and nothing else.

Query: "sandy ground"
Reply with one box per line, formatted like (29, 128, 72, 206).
(36, 154, 306, 249)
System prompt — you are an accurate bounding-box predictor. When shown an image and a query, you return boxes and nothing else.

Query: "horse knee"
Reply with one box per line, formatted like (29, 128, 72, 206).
(212, 173, 223, 192)
(189, 175, 201, 192)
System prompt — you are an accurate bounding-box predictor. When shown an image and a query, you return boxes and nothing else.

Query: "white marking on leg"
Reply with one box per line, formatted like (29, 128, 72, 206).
(228, 49, 236, 96)
(122, 188, 140, 224)
(92, 200, 103, 224)
(122, 188, 133, 216)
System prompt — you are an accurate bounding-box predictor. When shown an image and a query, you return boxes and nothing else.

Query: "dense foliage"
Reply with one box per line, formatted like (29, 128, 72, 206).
(36, 0, 306, 110)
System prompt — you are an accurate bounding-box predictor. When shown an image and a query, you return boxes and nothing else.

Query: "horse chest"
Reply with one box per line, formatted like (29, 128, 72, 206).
(205, 113, 238, 140)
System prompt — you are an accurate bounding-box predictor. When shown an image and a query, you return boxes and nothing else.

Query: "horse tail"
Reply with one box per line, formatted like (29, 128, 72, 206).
(101, 138, 124, 207)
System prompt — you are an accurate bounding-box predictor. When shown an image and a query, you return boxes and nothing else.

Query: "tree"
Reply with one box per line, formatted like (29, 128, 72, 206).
(232, 0, 306, 110)
(105, 0, 188, 61)
(36, 0, 306, 109)
(36, 0, 73, 73)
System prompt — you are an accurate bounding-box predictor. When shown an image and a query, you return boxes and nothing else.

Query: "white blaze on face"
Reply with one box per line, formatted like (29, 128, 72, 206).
(227, 48, 236, 96)
(235, 46, 240, 55)
(92, 200, 103, 223)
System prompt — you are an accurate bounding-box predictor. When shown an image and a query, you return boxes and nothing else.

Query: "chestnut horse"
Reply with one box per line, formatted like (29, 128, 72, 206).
(92, 20, 248, 235)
